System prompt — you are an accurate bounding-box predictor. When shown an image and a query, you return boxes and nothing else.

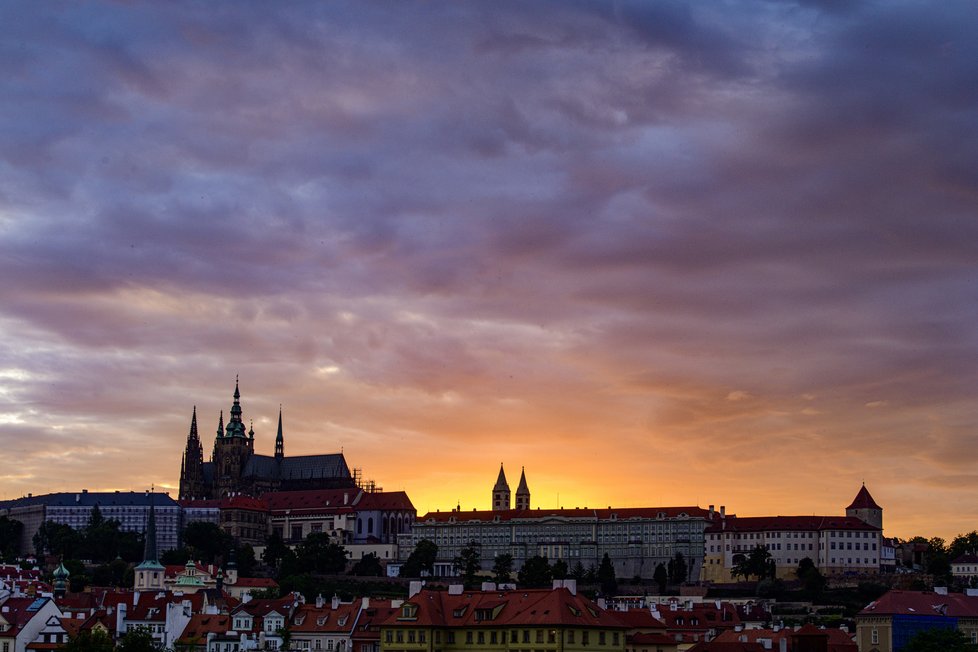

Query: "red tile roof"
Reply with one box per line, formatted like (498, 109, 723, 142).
(705, 515, 879, 534)
(420, 506, 710, 523)
(291, 602, 360, 633)
(687, 642, 766, 652)
(352, 599, 399, 643)
(177, 614, 232, 646)
(859, 590, 978, 617)
(952, 554, 978, 565)
(846, 485, 881, 510)
(264, 489, 359, 514)
(232, 577, 279, 588)
(384, 588, 626, 629)
(356, 491, 415, 512)
(713, 626, 856, 652)
(612, 609, 666, 630)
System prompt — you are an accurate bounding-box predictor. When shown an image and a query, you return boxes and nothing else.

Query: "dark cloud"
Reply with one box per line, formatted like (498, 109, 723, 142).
(0, 0, 976, 538)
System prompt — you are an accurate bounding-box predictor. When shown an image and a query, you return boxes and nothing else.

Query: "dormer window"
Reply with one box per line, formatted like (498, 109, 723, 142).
(452, 606, 467, 618)
(400, 604, 418, 620)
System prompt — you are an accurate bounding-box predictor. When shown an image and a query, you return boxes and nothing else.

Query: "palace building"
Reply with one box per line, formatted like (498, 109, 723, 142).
(178, 379, 355, 499)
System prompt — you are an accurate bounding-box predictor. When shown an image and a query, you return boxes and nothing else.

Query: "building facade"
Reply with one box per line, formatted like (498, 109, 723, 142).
(179, 380, 355, 500)
(856, 589, 978, 651)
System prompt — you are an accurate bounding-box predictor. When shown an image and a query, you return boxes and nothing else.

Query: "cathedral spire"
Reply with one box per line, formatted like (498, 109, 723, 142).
(275, 405, 284, 459)
(226, 377, 246, 438)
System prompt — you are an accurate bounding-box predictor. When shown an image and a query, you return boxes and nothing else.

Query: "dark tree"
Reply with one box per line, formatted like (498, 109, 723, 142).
(732, 546, 773, 582)
(350, 553, 384, 577)
(0, 516, 23, 561)
(551, 559, 569, 580)
(667, 552, 688, 585)
(235, 544, 257, 577)
(796, 557, 826, 595)
(653, 563, 667, 593)
(902, 627, 972, 652)
(117, 626, 163, 652)
(34, 521, 81, 559)
(570, 561, 586, 581)
(454, 543, 482, 588)
(63, 629, 115, 652)
(597, 553, 617, 596)
(295, 533, 348, 574)
(183, 521, 234, 564)
(401, 539, 438, 578)
(493, 553, 514, 584)
(263, 532, 290, 568)
(518, 555, 552, 588)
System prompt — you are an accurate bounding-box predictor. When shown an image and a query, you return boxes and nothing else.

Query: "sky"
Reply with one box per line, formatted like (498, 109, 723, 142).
(1, 1, 977, 542)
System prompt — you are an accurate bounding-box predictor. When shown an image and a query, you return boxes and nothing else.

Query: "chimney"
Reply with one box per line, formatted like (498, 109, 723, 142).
(316, 594, 324, 609)
(361, 597, 370, 610)
(720, 505, 726, 518)
(332, 594, 340, 610)
(482, 582, 497, 592)
(448, 584, 464, 595)
(709, 505, 714, 519)
(409, 581, 425, 598)
(344, 493, 349, 505)
(935, 586, 948, 595)
(779, 638, 787, 652)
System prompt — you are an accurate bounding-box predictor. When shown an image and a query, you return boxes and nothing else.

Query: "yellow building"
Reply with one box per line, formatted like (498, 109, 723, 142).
(380, 586, 626, 652)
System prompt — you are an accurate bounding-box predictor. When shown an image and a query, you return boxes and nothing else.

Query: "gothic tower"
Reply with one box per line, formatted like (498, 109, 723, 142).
(214, 377, 255, 497)
(846, 483, 883, 530)
(515, 467, 530, 510)
(492, 464, 511, 511)
(275, 406, 284, 459)
(179, 406, 205, 500)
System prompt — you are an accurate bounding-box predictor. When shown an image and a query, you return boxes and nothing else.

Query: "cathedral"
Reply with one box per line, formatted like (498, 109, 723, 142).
(179, 379, 355, 499)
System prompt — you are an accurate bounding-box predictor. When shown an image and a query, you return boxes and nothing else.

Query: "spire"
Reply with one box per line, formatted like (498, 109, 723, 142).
(493, 463, 509, 491)
(275, 405, 284, 458)
(142, 492, 159, 565)
(216, 410, 224, 439)
(190, 405, 198, 439)
(226, 377, 246, 438)
(846, 484, 881, 510)
(515, 466, 530, 510)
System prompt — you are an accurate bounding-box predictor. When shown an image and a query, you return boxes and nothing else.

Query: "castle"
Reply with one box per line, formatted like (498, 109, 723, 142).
(178, 379, 355, 499)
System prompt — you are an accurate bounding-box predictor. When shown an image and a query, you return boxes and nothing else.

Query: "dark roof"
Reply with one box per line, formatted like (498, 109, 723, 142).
(858, 589, 978, 617)
(846, 485, 881, 510)
(243, 453, 351, 481)
(264, 488, 358, 513)
(705, 515, 879, 534)
(0, 491, 178, 510)
(356, 491, 415, 512)
(421, 506, 710, 523)
(952, 553, 978, 565)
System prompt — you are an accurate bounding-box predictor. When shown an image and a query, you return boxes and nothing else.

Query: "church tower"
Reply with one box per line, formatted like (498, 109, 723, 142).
(846, 483, 883, 530)
(179, 407, 205, 500)
(214, 377, 255, 497)
(275, 406, 284, 459)
(515, 467, 530, 510)
(492, 464, 511, 511)
(134, 497, 165, 592)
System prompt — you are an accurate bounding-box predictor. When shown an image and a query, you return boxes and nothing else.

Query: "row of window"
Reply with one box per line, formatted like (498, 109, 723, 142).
(384, 629, 620, 646)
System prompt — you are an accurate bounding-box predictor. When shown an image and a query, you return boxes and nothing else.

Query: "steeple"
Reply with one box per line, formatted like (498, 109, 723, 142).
(275, 405, 284, 459)
(179, 407, 205, 500)
(225, 376, 247, 438)
(134, 491, 165, 591)
(515, 466, 530, 510)
(492, 463, 511, 511)
(846, 483, 883, 530)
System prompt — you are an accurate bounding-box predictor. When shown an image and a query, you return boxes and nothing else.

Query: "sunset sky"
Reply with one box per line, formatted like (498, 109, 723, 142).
(2, 1, 977, 542)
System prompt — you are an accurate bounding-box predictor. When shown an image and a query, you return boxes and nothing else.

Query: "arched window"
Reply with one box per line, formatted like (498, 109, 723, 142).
(357, 518, 362, 534)
(368, 517, 374, 533)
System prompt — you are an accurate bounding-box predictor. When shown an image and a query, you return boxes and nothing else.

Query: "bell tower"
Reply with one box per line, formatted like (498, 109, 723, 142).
(492, 464, 511, 511)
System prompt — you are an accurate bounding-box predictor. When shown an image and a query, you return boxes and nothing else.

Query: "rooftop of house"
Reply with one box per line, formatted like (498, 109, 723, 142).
(420, 506, 711, 523)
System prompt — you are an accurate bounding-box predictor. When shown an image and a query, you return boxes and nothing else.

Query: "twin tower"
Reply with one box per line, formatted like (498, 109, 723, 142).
(492, 464, 530, 511)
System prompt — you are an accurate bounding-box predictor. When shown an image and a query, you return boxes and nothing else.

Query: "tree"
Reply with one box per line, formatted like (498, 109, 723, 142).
(653, 563, 667, 593)
(948, 531, 978, 563)
(33, 521, 81, 558)
(551, 559, 569, 580)
(263, 532, 290, 568)
(63, 629, 115, 652)
(294, 533, 348, 574)
(570, 561, 586, 581)
(732, 546, 773, 582)
(902, 627, 973, 652)
(401, 539, 438, 578)
(0, 516, 23, 561)
(183, 521, 233, 564)
(350, 553, 384, 577)
(518, 555, 552, 588)
(117, 627, 162, 652)
(796, 557, 826, 595)
(236, 544, 257, 577)
(597, 554, 617, 596)
(667, 552, 688, 585)
(493, 553, 514, 584)
(454, 543, 482, 588)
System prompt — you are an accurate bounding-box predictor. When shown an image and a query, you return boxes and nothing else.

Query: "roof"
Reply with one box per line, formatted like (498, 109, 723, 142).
(0, 491, 178, 510)
(177, 614, 232, 645)
(420, 506, 711, 523)
(858, 589, 978, 618)
(653, 602, 741, 631)
(846, 485, 881, 510)
(952, 553, 978, 565)
(705, 515, 880, 534)
(383, 588, 626, 629)
(687, 642, 766, 652)
(264, 488, 359, 514)
(231, 577, 279, 588)
(356, 491, 415, 512)
(713, 626, 856, 652)
(291, 602, 359, 633)
(0, 597, 52, 634)
(243, 453, 351, 482)
(612, 609, 666, 630)
(352, 599, 399, 642)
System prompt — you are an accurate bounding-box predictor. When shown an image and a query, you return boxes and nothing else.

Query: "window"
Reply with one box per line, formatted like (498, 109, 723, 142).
(523, 630, 530, 643)
(477, 632, 484, 644)
(447, 632, 455, 644)
(613, 633, 619, 646)
(583, 631, 590, 646)
(871, 629, 878, 644)
(396, 632, 403, 643)
(466, 632, 473, 644)
(599, 632, 606, 645)
(567, 631, 576, 644)
(408, 631, 415, 643)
